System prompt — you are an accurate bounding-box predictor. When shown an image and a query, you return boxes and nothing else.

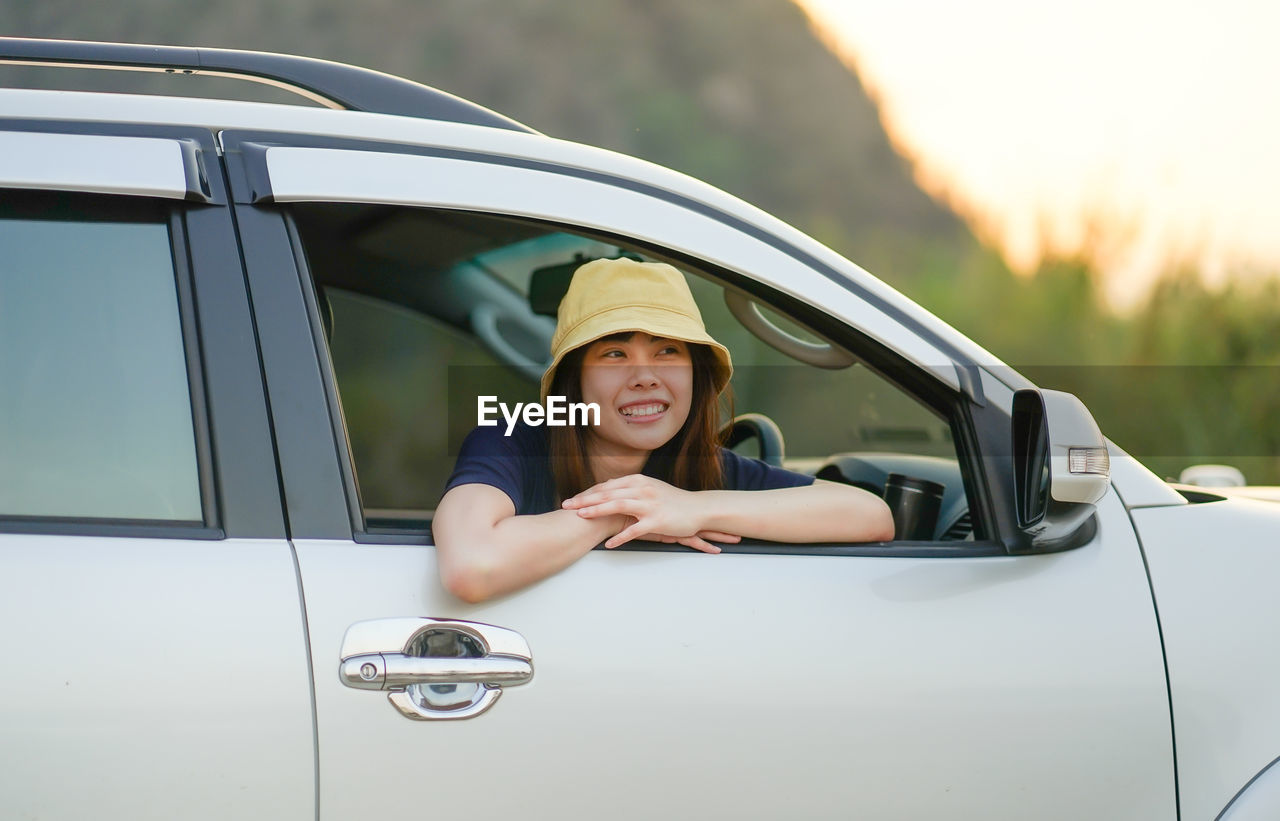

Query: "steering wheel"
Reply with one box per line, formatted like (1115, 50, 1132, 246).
(722, 412, 786, 467)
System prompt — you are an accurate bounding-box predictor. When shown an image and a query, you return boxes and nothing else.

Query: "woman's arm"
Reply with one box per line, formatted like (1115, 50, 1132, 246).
(564, 476, 895, 547)
(698, 480, 894, 543)
(433, 483, 624, 604)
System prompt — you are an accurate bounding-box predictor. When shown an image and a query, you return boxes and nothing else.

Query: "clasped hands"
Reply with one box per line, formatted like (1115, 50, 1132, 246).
(561, 474, 740, 553)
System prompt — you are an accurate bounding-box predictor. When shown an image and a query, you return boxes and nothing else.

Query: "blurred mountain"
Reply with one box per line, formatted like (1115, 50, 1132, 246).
(0, 0, 977, 282)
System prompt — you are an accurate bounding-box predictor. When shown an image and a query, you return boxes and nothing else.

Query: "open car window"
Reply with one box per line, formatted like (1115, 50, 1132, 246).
(288, 203, 981, 545)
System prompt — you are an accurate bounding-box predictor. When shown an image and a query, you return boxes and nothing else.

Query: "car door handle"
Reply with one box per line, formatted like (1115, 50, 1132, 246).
(338, 617, 533, 721)
(340, 653, 533, 689)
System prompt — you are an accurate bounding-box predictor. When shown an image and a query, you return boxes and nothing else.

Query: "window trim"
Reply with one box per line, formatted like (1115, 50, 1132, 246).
(0, 129, 208, 201)
(0, 119, 219, 203)
(169, 207, 222, 531)
(284, 211, 366, 534)
(0, 517, 222, 540)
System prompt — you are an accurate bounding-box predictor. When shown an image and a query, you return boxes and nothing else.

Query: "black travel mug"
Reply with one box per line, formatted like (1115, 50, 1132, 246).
(883, 473, 945, 541)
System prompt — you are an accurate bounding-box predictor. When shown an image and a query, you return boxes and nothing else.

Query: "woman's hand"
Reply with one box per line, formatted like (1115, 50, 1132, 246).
(562, 475, 740, 552)
(631, 529, 740, 553)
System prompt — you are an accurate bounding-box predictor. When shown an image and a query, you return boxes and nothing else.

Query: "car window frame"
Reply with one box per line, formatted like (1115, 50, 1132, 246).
(278, 203, 1002, 558)
(218, 128, 1025, 556)
(0, 120, 286, 541)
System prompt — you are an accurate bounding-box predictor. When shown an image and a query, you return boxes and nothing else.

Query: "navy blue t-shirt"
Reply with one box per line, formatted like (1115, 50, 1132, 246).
(444, 422, 814, 515)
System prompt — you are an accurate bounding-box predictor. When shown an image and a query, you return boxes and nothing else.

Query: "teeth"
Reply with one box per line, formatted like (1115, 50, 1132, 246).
(620, 403, 666, 417)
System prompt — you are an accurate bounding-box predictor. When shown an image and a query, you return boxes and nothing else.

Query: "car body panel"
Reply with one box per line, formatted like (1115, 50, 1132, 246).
(1133, 498, 1280, 820)
(296, 485, 1173, 819)
(1108, 446, 1191, 510)
(0, 536, 314, 820)
(1219, 755, 1280, 820)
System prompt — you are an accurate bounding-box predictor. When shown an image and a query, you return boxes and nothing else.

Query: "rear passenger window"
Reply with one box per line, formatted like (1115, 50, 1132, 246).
(0, 196, 202, 522)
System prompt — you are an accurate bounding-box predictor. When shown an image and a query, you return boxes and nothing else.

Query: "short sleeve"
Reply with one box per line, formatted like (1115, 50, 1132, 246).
(442, 423, 556, 515)
(720, 448, 815, 491)
(443, 425, 527, 511)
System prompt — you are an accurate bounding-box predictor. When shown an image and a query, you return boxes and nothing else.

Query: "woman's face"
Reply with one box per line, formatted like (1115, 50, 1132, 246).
(578, 333, 694, 460)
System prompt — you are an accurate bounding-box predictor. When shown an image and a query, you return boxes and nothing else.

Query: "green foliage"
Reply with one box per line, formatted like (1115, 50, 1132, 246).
(900, 250, 1280, 484)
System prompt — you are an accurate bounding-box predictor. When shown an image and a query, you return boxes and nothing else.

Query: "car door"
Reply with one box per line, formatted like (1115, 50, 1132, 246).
(223, 130, 1175, 819)
(0, 125, 314, 820)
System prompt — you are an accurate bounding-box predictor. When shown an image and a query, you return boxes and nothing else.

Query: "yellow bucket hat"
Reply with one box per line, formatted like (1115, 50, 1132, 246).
(540, 258, 733, 400)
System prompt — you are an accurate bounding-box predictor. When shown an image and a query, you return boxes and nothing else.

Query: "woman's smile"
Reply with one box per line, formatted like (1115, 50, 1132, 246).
(617, 400, 670, 421)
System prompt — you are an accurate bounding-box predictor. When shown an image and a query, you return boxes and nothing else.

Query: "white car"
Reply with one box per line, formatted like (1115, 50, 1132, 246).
(2, 38, 1278, 820)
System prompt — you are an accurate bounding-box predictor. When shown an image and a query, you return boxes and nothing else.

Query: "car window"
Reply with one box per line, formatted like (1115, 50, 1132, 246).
(0, 196, 202, 522)
(324, 288, 535, 519)
(290, 203, 978, 542)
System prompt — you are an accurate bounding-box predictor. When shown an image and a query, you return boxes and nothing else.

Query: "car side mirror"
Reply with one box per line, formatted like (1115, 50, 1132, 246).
(1010, 389, 1110, 552)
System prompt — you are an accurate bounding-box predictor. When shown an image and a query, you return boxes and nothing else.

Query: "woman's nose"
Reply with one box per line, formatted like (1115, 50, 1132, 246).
(629, 359, 661, 388)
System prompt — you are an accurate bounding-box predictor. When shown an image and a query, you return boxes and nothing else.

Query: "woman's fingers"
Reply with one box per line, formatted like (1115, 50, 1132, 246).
(677, 534, 722, 554)
(562, 487, 624, 509)
(573, 498, 651, 519)
(563, 475, 659, 509)
(567, 474, 714, 549)
(635, 532, 736, 547)
(608, 528, 719, 552)
(605, 521, 650, 549)
(607, 527, 726, 553)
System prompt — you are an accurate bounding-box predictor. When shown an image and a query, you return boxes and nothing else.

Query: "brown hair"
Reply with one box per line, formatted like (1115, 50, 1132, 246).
(547, 334, 730, 503)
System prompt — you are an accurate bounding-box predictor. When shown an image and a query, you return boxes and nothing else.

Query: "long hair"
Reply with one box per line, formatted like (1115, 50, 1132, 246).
(548, 335, 729, 503)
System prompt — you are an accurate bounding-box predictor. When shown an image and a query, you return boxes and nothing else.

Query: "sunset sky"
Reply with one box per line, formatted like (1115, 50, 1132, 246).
(796, 0, 1280, 307)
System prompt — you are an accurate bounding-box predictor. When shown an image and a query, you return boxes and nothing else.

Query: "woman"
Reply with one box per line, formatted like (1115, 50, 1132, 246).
(434, 258, 894, 602)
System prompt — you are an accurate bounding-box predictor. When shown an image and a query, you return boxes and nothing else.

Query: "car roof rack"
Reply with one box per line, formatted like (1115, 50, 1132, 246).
(0, 37, 536, 134)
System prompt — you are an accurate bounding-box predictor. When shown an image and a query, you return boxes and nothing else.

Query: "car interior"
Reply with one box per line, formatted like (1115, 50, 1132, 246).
(287, 203, 978, 544)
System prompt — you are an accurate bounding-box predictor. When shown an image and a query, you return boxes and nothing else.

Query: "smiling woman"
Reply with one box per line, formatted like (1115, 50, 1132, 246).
(431, 258, 894, 602)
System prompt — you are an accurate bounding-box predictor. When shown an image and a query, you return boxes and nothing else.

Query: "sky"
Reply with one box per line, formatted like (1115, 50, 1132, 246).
(796, 0, 1280, 308)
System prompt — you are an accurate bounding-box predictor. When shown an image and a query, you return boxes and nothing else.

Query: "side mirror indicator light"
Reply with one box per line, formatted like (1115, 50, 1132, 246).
(1068, 447, 1110, 476)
